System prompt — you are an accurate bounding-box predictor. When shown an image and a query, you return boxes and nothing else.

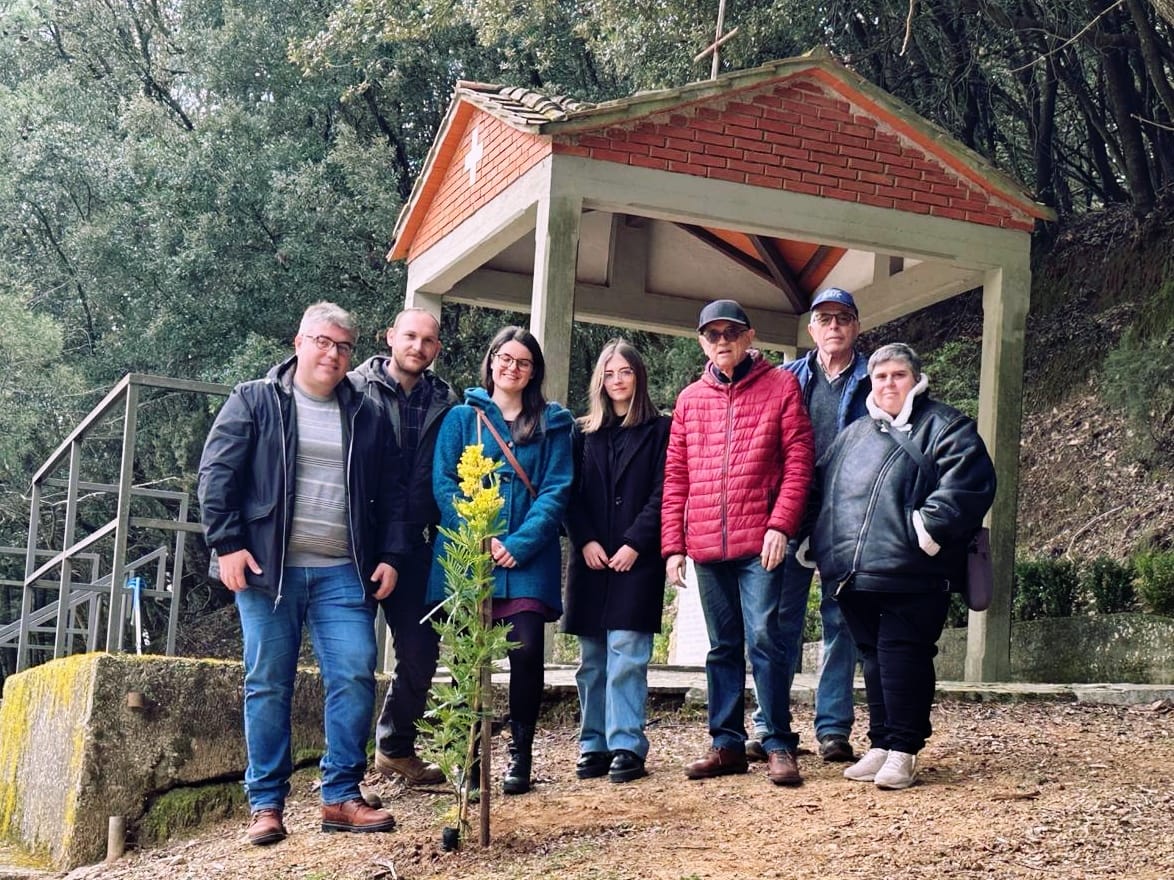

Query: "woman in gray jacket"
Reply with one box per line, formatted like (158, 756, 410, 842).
(810, 343, 996, 790)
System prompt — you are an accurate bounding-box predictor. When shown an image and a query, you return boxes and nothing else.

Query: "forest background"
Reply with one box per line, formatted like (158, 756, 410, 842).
(1, 0, 1173, 685)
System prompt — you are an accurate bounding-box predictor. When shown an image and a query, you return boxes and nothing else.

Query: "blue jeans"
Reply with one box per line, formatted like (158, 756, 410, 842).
(695, 555, 797, 754)
(752, 550, 857, 740)
(576, 630, 654, 758)
(236, 563, 378, 810)
(375, 546, 441, 758)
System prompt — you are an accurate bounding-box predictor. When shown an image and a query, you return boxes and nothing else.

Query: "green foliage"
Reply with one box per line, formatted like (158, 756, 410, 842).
(417, 445, 513, 840)
(652, 585, 678, 665)
(1013, 557, 1080, 621)
(920, 339, 980, 419)
(1082, 556, 1137, 615)
(137, 783, 245, 845)
(1133, 549, 1174, 618)
(1101, 276, 1174, 467)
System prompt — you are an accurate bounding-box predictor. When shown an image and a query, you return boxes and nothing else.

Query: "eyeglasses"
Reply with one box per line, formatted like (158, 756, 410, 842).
(306, 335, 355, 357)
(811, 311, 857, 328)
(700, 326, 747, 344)
(603, 368, 635, 383)
(495, 351, 534, 372)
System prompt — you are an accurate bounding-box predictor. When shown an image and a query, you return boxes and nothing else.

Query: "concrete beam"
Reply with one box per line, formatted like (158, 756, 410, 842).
(530, 190, 582, 405)
(966, 261, 1031, 682)
(446, 268, 801, 349)
(553, 154, 1028, 268)
(853, 261, 987, 330)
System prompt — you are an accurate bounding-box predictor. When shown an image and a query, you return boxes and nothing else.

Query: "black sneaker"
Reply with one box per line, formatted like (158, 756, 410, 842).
(576, 750, 613, 779)
(818, 734, 855, 763)
(608, 750, 647, 784)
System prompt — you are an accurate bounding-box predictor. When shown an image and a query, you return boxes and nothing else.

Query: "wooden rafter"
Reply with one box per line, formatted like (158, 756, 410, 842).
(675, 223, 775, 287)
(749, 235, 806, 313)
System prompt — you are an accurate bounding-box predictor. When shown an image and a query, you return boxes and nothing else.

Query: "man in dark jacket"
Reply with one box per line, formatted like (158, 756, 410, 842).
(354, 307, 459, 787)
(748, 287, 870, 764)
(198, 302, 402, 845)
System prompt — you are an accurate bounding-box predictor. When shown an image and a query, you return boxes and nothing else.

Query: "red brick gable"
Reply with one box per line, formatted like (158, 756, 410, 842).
(408, 108, 551, 261)
(552, 75, 1035, 233)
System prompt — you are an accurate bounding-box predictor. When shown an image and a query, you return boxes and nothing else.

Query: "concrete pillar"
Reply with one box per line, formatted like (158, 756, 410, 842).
(529, 191, 582, 406)
(966, 260, 1030, 682)
(403, 287, 443, 322)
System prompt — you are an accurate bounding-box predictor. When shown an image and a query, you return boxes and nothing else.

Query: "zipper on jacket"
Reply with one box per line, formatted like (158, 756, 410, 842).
(272, 380, 289, 609)
(841, 425, 902, 594)
(721, 384, 734, 560)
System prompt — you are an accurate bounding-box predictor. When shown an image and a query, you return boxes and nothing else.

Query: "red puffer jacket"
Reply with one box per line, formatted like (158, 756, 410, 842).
(662, 353, 814, 563)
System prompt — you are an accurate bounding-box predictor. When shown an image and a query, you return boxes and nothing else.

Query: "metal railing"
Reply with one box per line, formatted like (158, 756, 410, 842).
(9, 374, 230, 671)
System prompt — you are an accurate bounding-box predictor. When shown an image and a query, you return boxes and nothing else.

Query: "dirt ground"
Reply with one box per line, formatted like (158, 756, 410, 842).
(59, 697, 1172, 880)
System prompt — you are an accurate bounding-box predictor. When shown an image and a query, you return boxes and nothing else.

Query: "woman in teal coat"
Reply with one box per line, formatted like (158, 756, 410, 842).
(428, 326, 574, 795)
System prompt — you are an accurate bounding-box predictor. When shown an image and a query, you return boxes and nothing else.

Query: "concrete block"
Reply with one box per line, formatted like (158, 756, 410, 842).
(0, 654, 335, 870)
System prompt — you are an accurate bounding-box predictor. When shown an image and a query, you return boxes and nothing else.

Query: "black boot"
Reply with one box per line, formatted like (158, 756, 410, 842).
(502, 723, 535, 795)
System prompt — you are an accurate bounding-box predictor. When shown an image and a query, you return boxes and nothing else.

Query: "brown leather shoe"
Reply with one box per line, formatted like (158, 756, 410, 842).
(246, 808, 287, 846)
(684, 747, 749, 779)
(321, 798, 396, 833)
(375, 751, 445, 786)
(767, 749, 803, 786)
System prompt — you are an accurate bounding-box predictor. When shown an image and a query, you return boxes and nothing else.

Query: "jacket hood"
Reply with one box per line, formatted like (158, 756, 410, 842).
(354, 355, 455, 399)
(464, 386, 574, 431)
(866, 373, 930, 430)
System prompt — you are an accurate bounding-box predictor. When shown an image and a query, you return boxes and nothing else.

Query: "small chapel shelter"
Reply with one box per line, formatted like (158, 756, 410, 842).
(388, 49, 1054, 681)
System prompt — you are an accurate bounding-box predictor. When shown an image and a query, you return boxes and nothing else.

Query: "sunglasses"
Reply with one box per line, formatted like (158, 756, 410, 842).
(700, 326, 747, 344)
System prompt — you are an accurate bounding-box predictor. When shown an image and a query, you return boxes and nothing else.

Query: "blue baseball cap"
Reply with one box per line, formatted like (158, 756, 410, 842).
(810, 287, 858, 316)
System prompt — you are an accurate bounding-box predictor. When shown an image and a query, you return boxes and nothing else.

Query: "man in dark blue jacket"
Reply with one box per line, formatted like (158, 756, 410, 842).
(748, 287, 870, 763)
(198, 302, 403, 845)
(354, 308, 459, 787)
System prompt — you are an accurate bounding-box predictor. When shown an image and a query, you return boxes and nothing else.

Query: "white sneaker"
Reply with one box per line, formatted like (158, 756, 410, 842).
(843, 748, 889, 782)
(874, 750, 918, 789)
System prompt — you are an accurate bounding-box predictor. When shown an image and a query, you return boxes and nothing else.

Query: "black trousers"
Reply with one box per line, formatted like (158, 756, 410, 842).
(838, 590, 950, 755)
(501, 610, 546, 728)
(375, 546, 441, 757)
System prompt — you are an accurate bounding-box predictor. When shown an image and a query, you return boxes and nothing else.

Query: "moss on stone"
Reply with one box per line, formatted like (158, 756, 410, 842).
(137, 783, 246, 846)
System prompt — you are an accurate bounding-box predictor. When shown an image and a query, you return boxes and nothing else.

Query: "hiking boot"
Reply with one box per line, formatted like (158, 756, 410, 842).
(576, 750, 613, 779)
(818, 734, 855, 763)
(843, 748, 889, 782)
(320, 798, 396, 833)
(766, 750, 802, 786)
(608, 750, 647, 784)
(745, 739, 768, 762)
(375, 752, 445, 786)
(874, 750, 918, 790)
(246, 808, 286, 846)
(684, 747, 749, 779)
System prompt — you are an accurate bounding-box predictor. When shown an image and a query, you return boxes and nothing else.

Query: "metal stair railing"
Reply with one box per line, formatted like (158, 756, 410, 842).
(15, 373, 230, 672)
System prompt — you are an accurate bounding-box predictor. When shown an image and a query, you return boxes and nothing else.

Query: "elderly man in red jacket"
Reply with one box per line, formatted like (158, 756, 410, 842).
(663, 299, 814, 786)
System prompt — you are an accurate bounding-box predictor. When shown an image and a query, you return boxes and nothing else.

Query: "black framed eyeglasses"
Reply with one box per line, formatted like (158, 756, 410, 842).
(701, 326, 747, 344)
(495, 351, 534, 372)
(811, 311, 857, 328)
(306, 335, 355, 357)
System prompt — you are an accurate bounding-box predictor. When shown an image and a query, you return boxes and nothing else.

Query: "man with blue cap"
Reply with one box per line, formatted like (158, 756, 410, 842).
(747, 286, 870, 764)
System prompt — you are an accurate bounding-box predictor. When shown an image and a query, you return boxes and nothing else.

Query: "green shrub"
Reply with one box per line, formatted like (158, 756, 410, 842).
(944, 593, 970, 628)
(1013, 557, 1080, 620)
(803, 578, 821, 643)
(1082, 556, 1137, 614)
(1133, 549, 1174, 617)
(920, 338, 980, 418)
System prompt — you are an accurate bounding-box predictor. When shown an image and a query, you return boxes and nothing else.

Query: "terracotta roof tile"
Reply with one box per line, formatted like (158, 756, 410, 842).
(455, 81, 594, 127)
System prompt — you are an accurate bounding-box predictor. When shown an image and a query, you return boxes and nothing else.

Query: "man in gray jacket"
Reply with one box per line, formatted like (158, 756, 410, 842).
(354, 308, 459, 786)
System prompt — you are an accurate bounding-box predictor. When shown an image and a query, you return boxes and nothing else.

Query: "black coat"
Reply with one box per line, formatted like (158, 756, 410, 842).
(811, 393, 996, 595)
(197, 356, 403, 599)
(563, 416, 671, 636)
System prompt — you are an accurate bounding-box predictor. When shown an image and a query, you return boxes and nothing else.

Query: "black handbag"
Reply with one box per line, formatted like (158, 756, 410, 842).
(882, 423, 992, 612)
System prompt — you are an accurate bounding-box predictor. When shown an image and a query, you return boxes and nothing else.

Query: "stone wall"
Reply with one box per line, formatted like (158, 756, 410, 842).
(0, 654, 342, 870)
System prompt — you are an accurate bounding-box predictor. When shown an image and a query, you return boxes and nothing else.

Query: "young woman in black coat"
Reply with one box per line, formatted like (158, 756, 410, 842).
(563, 339, 671, 784)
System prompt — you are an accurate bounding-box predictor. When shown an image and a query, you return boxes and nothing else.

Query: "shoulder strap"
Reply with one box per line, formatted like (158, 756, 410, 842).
(477, 409, 538, 499)
(882, 421, 937, 483)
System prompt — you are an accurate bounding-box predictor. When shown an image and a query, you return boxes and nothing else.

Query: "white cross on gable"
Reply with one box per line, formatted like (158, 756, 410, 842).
(464, 126, 483, 186)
